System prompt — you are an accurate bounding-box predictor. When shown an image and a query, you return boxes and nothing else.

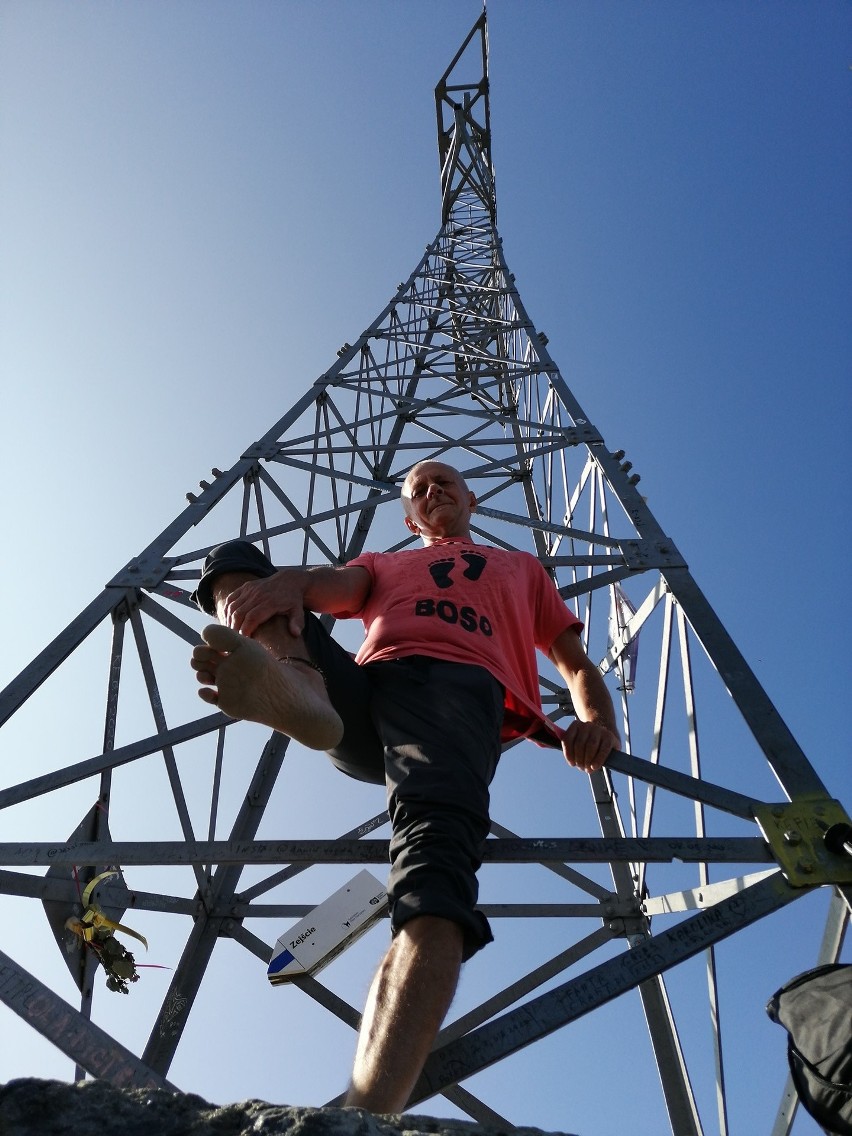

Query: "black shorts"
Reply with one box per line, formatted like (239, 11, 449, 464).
(194, 540, 504, 959)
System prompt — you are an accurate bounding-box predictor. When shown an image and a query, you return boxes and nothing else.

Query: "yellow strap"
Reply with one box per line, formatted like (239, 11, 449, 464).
(77, 870, 148, 950)
(81, 869, 119, 908)
(86, 909, 149, 951)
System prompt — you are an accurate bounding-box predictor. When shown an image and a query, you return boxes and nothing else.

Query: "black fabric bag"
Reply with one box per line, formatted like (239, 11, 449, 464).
(767, 963, 852, 1135)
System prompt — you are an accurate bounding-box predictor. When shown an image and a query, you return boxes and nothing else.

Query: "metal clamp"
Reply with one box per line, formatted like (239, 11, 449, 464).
(753, 798, 852, 886)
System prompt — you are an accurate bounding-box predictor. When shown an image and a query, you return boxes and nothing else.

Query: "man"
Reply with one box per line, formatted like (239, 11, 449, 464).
(190, 461, 619, 1112)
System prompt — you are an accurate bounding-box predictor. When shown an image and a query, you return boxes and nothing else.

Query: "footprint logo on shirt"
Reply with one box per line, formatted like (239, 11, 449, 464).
(460, 551, 486, 580)
(429, 559, 456, 589)
(427, 552, 487, 589)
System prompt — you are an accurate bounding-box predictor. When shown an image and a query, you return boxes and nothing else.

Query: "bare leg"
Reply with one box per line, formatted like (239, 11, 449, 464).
(190, 572, 343, 749)
(344, 915, 464, 1113)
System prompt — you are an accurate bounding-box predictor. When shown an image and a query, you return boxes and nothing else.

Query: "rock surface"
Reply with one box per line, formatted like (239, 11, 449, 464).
(0, 1079, 577, 1136)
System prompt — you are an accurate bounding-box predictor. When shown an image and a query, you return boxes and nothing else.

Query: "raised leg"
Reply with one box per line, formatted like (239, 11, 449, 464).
(344, 915, 464, 1113)
(190, 572, 343, 749)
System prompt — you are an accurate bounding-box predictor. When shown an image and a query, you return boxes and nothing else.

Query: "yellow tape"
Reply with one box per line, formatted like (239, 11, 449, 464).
(82, 908, 148, 951)
(81, 869, 119, 909)
(75, 869, 148, 950)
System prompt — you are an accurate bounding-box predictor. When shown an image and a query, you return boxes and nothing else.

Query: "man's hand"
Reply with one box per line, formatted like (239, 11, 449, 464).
(218, 564, 372, 640)
(548, 628, 621, 774)
(220, 570, 309, 639)
(560, 720, 619, 773)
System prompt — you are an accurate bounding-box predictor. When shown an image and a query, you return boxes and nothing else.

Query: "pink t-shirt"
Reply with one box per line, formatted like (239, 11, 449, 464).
(336, 538, 582, 744)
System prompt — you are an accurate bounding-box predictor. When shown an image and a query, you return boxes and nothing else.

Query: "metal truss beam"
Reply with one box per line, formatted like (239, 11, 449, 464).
(0, 947, 175, 1090)
(0, 836, 775, 869)
(410, 872, 801, 1107)
(0, 13, 846, 1133)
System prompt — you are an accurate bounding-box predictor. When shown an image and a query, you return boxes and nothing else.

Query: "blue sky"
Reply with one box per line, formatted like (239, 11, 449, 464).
(0, 2, 850, 1133)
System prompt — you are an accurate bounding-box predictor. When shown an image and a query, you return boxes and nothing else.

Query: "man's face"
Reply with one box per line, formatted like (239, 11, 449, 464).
(401, 462, 476, 541)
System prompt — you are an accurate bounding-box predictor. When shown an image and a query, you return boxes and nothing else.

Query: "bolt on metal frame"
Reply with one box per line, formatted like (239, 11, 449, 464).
(0, 14, 849, 1134)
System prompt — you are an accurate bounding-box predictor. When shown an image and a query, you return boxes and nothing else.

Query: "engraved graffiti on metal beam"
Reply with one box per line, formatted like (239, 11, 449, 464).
(409, 871, 800, 1105)
(228, 901, 633, 920)
(0, 836, 773, 868)
(236, 810, 389, 905)
(489, 819, 611, 898)
(0, 946, 176, 1090)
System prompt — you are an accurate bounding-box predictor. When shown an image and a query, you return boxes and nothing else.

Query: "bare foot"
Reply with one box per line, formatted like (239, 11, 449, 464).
(191, 625, 343, 750)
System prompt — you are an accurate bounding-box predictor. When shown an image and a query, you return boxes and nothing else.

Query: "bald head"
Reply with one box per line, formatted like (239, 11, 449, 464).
(401, 462, 476, 544)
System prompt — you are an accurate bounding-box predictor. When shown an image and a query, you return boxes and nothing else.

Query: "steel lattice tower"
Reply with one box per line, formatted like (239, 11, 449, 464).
(1, 15, 849, 1134)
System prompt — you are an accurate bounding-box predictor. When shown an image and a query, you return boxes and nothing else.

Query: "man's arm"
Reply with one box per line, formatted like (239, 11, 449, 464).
(218, 565, 372, 639)
(548, 628, 621, 773)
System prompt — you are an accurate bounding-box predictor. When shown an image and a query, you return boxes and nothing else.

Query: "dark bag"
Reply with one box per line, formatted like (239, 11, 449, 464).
(767, 963, 852, 1135)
